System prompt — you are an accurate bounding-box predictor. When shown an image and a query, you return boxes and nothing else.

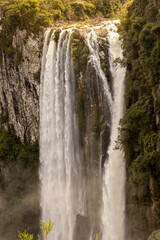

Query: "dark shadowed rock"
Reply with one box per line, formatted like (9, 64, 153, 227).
(73, 214, 91, 240)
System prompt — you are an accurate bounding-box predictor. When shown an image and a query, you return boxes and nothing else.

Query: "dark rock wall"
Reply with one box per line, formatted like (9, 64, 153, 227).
(72, 28, 112, 237)
(0, 29, 44, 142)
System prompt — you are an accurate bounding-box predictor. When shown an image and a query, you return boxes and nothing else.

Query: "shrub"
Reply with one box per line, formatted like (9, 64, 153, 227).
(151, 25, 160, 35)
(151, 39, 160, 68)
(0, 130, 39, 239)
(119, 0, 160, 238)
(18, 230, 33, 240)
(40, 219, 54, 240)
(54, 29, 61, 44)
(52, 9, 62, 21)
(0, 130, 39, 168)
(52, 0, 64, 12)
(76, 83, 87, 133)
(139, 23, 155, 50)
(33, 68, 41, 82)
(71, 30, 89, 72)
(84, 2, 96, 16)
(5, 8, 20, 27)
(132, 17, 146, 31)
(70, 1, 86, 20)
(18, 220, 54, 240)
(1, 0, 51, 33)
(90, 106, 104, 139)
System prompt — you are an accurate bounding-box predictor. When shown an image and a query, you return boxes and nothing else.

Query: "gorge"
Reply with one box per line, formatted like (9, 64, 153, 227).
(0, 0, 160, 239)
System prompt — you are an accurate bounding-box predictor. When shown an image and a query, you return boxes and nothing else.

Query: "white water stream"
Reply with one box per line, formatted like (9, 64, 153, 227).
(40, 29, 84, 240)
(102, 21, 126, 240)
(85, 29, 113, 112)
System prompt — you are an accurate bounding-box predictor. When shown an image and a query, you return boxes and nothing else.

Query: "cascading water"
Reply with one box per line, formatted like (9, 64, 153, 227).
(40, 29, 84, 240)
(102, 21, 126, 240)
(85, 28, 113, 112)
(40, 20, 126, 240)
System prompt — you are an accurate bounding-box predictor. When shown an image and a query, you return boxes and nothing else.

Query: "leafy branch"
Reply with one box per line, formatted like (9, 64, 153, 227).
(18, 219, 54, 240)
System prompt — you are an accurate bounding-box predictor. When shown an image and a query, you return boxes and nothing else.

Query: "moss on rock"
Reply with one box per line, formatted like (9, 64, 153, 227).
(71, 30, 89, 73)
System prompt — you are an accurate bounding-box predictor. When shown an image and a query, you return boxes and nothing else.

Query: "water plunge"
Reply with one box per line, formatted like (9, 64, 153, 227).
(40, 21, 126, 240)
(40, 29, 85, 240)
(102, 21, 126, 240)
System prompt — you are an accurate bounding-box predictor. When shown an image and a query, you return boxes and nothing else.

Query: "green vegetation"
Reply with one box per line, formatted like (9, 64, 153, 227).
(40, 219, 54, 240)
(0, 111, 9, 124)
(0, 0, 51, 32)
(0, 0, 123, 60)
(0, 0, 51, 62)
(2, 0, 160, 238)
(71, 30, 88, 135)
(18, 219, 54, 240)
(71, 30, 89, 72)
(33, 68, 41, 82)
(54, 28, 61, 44)
(0, 0, 123, 30)
(0, 130, 39, 240)
(76, 82, 87, 134)
(0, 0, 123, 237)
(90, 106, 105, 139)
(118, 0, 160, 238)
(91, 234, 99, 240)
(70, 29, 109, 142)
(64, 1, 96, 21)
(98, 34, 112, 89)
(148, 230, 160, 240)
(18, 230, 33, 240)
(0, 131, 39, 169)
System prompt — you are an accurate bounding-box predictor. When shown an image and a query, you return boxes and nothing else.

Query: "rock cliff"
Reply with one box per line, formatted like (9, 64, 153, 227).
(0, 28, 44, 142)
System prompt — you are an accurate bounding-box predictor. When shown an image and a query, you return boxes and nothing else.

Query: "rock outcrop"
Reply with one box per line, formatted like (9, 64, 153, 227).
(73, 214, 91, 240)
(70, 27, 112, 235)
(0, 28, 44, 142)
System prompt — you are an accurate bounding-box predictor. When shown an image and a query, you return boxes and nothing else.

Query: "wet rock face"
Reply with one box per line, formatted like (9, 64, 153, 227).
(73, 214, 91, 240)
(71, 27, 112, 236)
(0, 29, 44, 142)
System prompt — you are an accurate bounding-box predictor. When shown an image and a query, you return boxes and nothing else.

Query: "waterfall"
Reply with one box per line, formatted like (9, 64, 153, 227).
(85, 29, 113, 112)
(40, 20, 126, 240)
(102, 21, 126, 240)
(39, 29, 84, 240)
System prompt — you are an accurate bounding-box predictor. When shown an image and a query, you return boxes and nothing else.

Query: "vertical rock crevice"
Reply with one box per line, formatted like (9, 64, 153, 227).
(0, 29, 44, 142)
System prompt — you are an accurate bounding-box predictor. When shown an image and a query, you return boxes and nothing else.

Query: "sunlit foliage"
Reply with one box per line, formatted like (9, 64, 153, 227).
(119, 0, 160, 238)
(0, 131, 39, 240)
(18, 219, 54, 240)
